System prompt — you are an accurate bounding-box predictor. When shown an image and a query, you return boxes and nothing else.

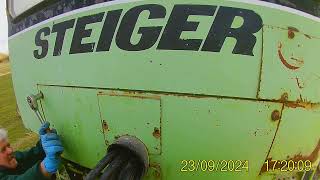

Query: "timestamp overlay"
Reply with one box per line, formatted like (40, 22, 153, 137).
(262, 160, 313, 172)
(180, 160, 249, 173)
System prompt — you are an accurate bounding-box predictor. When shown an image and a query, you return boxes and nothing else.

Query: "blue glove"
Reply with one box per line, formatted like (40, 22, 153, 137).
(39, 122, 50, 135)
(38, 122, 57, 135)
(40, 123, 64, 173)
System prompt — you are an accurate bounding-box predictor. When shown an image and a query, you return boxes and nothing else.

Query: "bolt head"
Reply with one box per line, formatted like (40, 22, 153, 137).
(271, 110, 281, 121)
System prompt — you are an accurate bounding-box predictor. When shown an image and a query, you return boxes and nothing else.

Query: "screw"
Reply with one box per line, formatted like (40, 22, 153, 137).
(288, 30, 295, 39)
(102, 120, 108, 131)
(271, 110, 281, 121)
(153, 128, 161, 138)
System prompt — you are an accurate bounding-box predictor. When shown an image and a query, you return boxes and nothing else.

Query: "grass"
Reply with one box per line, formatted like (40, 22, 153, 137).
(0, 74, 38, 150)
(0, 61, 10, 76)
(0, 53, 8, 63)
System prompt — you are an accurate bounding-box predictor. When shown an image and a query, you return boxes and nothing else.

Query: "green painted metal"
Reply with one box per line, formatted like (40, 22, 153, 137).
(38, 86, 282, 179)
(8, 0, 320, 179)
(267, 106, 320, 166)
(260, 26, 320, 103)
(97, 93, 162, 155)
(38, 86, 106, 168)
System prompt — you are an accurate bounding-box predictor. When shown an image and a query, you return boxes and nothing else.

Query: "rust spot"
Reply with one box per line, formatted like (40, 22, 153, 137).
(109, 93, 161, 100)
(278, 43, 301, 70)
(271, 110, 281, 121)
(304, 34, 312, 39)
(288, 29, 295, 39)
(149, 163, 161, 179)
(285, 102, 305, 109)
(109, 91, 117, 96)
(291, 140, 320, 162)
(260, 140, 320, 173)
(124, 91, 138, 95)
(279, 93, 289, 102)
(285, 101, 320, 110)
(153, 128, 161, 139)
(102, 120, 109, 131)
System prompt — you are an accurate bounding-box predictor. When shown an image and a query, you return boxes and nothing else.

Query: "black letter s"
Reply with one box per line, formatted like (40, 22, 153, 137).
(34, 27, 50, 59)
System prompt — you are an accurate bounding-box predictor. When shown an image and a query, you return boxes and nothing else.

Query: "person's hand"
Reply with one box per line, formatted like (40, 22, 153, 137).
(40, 123, 64, 174)
(38, 122, 57, 135)
(41, 132, 64, 173)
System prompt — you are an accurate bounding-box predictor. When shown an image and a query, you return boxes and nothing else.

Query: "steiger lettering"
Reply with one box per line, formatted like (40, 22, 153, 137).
(33, 4, 263, 59)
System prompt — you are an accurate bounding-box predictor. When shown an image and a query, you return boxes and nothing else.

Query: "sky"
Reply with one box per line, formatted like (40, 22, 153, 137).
(0, 0, 8, 54)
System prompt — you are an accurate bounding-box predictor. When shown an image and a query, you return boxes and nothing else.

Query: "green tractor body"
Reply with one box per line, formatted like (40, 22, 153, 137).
(7, 0, 320, 179)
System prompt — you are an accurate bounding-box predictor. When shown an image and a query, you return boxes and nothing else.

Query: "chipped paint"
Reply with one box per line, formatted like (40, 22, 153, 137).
(290, 139, 320, 162)
(278, 42, 301, 70)
(260, 139, 320, 173)
(149, 163, 162, 179)
(152, 128, 161, 139)
(285, 101, 320, 110)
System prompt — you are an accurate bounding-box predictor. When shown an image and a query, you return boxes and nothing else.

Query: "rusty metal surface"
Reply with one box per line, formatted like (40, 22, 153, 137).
(8, 0, 320, 179)
(259, 25, 320, 104)
(260, 105, 320, 175)
(97, 92, 162, 155)
(38, 85, 107, 169)
(271, 110, 281, 121)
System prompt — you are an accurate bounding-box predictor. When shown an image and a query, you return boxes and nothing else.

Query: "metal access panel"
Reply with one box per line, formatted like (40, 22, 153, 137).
(264, 105, 320, 173)
(259, 25, 320, 103)
(38, 85, 107, 169)
(37, 84, 284, 179)
(158, 96, 282, 180)
(97, 92, 162, 155)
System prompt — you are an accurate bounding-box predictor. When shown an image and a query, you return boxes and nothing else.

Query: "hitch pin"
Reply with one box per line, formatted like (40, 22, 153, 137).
(27, 92, 46, 124)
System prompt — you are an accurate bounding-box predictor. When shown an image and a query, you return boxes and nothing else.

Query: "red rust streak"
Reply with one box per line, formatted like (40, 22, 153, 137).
(284, 100, 320, 110)
(278, 43, 300, 70)
(285, 102, 305, 108)
(291, 139, 320, 162)
(259, 104, 284, 175)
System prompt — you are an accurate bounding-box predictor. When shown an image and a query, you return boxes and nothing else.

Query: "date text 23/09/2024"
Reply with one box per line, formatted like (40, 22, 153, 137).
(180, 160, 249, 172)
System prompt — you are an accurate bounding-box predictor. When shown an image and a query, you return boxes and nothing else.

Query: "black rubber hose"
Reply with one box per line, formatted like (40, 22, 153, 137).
(133, 165, 143, 180)
(118, 159, 136, 180)
(131, 156, 145, 180)
(118, 157, 144, 180)
(86, 142, 147, 180)
(85, 150, 118, 180)
(133, 161, 144, 180)
(100, 153, 129, 180)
